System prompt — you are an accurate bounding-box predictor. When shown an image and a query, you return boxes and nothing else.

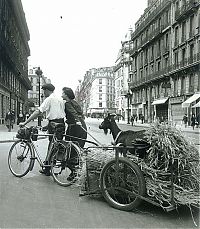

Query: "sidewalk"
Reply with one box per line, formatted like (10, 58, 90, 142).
(0, 120, 48, 143)
(118, 120, 200, 135)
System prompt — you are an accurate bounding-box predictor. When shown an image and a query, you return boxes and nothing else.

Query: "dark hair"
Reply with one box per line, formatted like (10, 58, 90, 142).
(62, 87, 75, 99)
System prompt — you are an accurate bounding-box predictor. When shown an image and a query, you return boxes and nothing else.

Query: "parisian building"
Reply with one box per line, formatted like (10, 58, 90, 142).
(0, 0, 31, 124)
(28, 67, 51, 114)
(79, 67, 115, 118)
(114, 28, 133, 121)
(128, 0, 200, 125)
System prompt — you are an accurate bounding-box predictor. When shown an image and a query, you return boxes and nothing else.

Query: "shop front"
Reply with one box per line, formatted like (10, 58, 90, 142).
(181, 92, 200, 125)
(170, 96, 185, 125)
(152, 98, 169, 122)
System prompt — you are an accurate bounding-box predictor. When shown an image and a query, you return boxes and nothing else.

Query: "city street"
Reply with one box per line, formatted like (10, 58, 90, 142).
(0, 118, 199, 228)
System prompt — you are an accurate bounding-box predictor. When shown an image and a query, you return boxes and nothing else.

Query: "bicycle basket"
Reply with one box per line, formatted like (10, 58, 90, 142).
(16, 127, 31, 140)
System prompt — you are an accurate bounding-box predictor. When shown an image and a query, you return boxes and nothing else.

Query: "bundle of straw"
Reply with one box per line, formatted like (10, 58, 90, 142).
(141, 122, 200, 208)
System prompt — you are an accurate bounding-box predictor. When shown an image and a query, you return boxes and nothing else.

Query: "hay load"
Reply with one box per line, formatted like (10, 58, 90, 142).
(141, 122, 200, 208)
(80, 122, 200, 209)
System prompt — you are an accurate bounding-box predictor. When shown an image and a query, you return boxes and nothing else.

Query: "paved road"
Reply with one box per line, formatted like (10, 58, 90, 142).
(0, 119, 199, 228)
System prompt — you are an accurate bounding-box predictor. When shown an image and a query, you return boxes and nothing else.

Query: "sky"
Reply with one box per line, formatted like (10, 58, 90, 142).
(21, 0, 147, 95)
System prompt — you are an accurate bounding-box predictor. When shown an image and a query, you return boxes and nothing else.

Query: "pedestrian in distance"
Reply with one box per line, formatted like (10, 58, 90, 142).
(182, 114, 188, 128)
(62, 87, 87, 181)
(19, 83, 66, 176)
(5, 109, 15, 132)
(130, 115, 134, 126)
(141, 114, 145, 124)
(191, 113, 196, 130)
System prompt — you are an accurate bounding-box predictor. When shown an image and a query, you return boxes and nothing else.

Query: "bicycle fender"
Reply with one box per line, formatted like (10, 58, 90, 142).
(29, 145, 36, 171)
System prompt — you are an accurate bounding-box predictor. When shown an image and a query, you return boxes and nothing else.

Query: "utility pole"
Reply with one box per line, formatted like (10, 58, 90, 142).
(35, 67, 43, 126)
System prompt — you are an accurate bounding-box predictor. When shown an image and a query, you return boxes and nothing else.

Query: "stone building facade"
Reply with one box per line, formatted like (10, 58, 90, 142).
(129, 0, 200, 125)
(0, 0, 31, 124)
(114, 28, 133, 121)
(79, 67, 115, 118)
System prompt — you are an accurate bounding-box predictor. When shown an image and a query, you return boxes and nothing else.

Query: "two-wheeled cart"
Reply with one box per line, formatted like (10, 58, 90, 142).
(81, 141, 198, 212)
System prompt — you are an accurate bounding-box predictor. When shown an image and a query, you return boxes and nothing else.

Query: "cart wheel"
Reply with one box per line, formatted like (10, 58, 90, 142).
(100, 157, 146, 211)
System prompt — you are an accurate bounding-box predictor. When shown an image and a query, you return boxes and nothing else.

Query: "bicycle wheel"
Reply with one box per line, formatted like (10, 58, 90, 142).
(50, 141, 81, 187)
(100, 157, 146, 211)
(8, 140, 33, 177)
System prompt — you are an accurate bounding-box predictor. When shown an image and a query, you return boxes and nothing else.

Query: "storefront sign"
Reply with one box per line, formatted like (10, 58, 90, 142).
(170, 96, 185, 104)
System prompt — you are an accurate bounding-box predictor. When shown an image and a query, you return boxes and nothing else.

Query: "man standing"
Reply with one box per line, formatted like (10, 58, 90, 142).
(19, 83, 66, 175)
(182, 114, 188, 128)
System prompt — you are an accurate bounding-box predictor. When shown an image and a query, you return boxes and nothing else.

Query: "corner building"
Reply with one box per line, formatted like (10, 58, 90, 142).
(129, 0, 200, 124)
(0, 0, 31, 124)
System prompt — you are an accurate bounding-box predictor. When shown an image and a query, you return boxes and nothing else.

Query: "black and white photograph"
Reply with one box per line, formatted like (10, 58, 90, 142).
(0, 0, 199, 228)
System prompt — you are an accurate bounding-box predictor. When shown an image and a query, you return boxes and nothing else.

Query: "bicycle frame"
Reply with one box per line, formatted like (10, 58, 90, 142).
(19, 133, 54, 171)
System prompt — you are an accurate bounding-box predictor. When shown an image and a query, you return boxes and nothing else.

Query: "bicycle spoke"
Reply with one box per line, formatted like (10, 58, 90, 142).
(8, 141, 32, 177)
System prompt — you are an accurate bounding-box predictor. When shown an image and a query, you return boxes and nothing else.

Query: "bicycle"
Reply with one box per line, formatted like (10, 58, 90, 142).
(8, 122, 83, 187)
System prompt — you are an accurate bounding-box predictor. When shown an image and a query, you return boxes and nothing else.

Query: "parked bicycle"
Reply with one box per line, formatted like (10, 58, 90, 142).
(8, 122, 83, 187)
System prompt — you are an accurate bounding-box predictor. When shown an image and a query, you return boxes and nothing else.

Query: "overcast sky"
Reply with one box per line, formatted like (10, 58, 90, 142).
(21, 0, 147, 95)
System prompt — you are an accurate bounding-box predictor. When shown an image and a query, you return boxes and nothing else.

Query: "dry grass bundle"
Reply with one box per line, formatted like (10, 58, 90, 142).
(142, 122, 200, 208)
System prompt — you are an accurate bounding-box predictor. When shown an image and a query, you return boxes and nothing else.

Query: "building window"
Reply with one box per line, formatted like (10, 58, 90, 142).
(99, 79, 102, 84)
(174, 78, 178, 95)
(157, 61, 161, 71)
(182, 21, 186, 41)
(174, 52, 179, 65)
(181, 77, 186, 94)
(99, 86, 102, 92)
(140, 70, 143, 79)
(175, 27, 179, 46)
(99, 102, 102, 107)
(189, 74, 194, 91)
(99, 94, 102, 100)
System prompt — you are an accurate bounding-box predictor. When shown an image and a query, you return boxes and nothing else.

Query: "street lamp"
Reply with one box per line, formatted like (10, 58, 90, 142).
(35, 67, 43, 126)
(126, 91, 132, 124)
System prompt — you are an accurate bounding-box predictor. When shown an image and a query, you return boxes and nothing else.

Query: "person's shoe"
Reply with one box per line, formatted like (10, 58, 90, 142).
(39, 169, 51, 176)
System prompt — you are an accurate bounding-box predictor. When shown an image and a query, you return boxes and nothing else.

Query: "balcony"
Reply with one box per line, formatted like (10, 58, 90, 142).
(175, 0, 199, 21)
(174, 39, 179, 47)
(131, 0, 171, 40)
(163, 45, 170, 54)
(181, 34, 186, 43)
(189, 30, 195, 39)
(129, 46, 138, 57)
(180, 59, 187, 67)
(144, 58, 148, 66)
(150, 56, 154, 62)
(156, 51, 161, 59)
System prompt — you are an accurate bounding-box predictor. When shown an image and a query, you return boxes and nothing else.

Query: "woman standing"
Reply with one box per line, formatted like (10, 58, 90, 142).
(191, 113, 196, 130)
(62, 87, 87, 181)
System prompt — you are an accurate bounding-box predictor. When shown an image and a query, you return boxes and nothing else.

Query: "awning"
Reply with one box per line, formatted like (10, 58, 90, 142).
(152, 98, 168, 105)
(182, 93, 200, 108)
(192, 101, 200, 108)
